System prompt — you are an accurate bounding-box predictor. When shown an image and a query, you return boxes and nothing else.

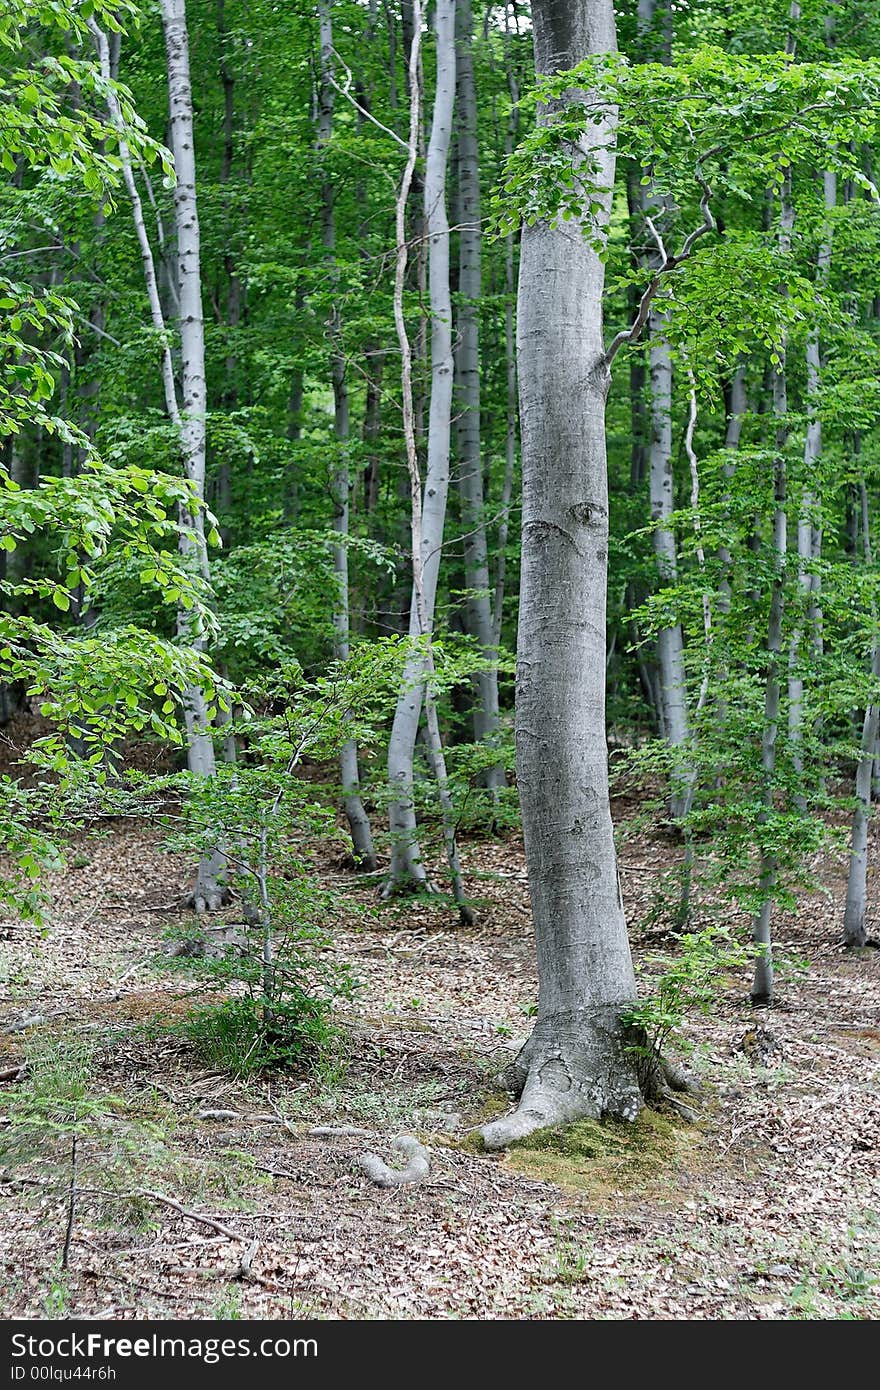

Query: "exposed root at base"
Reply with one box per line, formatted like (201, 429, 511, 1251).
(479, 1016, 703, 1150)
(379, 875, 439, 903)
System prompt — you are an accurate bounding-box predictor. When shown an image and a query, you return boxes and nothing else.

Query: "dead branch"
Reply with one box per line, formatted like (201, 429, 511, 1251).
(309, 1124, 377, 1139)
(138, 1190, 246, 1242)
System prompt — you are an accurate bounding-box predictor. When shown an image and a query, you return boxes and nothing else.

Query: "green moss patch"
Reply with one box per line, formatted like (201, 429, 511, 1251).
(504, 1108, 703, 1204)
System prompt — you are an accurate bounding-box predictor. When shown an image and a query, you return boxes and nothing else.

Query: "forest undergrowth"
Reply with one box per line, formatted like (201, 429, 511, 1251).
(1, 790, 877, 1320)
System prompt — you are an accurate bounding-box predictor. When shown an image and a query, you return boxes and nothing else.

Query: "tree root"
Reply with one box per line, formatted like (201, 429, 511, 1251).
(660, 1056, 702, 1096)
(656, 1088, 699, 1123)
(188, 882, 232, 915)
(188, 850, 231, 915)
(355, 1134, 430, 1187)
(479, 1016, 702, 1150)
(379, 875, 440, 903)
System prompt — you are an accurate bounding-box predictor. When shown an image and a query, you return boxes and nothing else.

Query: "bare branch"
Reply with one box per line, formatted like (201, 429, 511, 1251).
(604, 164, 715, 369)
(329, 46, 409, 152)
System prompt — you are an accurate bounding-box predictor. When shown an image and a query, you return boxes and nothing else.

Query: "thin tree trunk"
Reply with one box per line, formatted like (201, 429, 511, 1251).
(844, 663, 880, 949)
(491, 11, 520, 651)
(481, 0, 642, 1149)
(788, 171, 835, 806)
(638, 0, 690, 813)
(92, 11, 226, 910)
(648, 310, 690, 808)
(318, 1, 377, 869)
(453, 0, 504, 792)
(160, 0, 228, 912)
(401, 0, 427, 453)
(751, 174, 794, 1005)
(844, 481, 880, 948)
(717, 363, 746, 617)
(284, 283, 306, 523)
(216, 0, 240, 541)
(384, 0, 471, 921)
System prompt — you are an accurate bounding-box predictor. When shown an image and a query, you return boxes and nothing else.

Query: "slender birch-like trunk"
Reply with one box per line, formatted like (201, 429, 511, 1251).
(481, 0, 643, 1148)
(638, 0, 690, 812)
(491, 7, 521, 650)
(788, 171, 835, 803)
(844, 481, 880, 948)
(160, 0, 229, 911)
(385, 0, 458, 892)
(648, 310, 690, 796)
(453, 0, 504, 792)
(92, 10, 225, 910)
(717, 363, 746, 618)
(216, 0, 240, 538)
(317, 1, 377, 869)
(751, 175, 794, 1005)
(383, 0, 471, 920)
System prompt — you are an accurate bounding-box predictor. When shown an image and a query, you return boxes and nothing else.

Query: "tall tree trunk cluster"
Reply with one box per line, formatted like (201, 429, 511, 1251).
(57, 0, 880, 1145)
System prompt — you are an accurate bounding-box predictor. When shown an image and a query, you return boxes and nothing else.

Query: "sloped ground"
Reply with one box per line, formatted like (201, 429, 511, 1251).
(1, 817, 878, 1320)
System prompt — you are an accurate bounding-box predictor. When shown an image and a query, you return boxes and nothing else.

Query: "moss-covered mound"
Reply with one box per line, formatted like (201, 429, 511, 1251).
(504, 1108, 703, 1203)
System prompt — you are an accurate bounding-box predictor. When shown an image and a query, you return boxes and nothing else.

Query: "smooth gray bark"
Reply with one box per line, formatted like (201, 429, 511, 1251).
(453, 0, 504, 792)
(93, 11, 224, 910)
(491, 11, 521, 652)
(844, 646, 880, 949)
(386, 0, 458, 892)
(788, 171, 835, 804)
(481, 0, 642, 1149)
(648, 311, 690, 807)
(751, 177, 794, 1005)
(161, 0, 228, 912)
(844, 482, 880, 948)
(717, 364, 746, 618)
(638, 1, 689, 812)
(318, 1, 377, 870)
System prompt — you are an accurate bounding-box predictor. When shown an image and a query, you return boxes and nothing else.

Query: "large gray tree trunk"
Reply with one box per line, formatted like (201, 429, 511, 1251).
(317, 1, 377, 870)
(453, 0, 504, 793)
(161, 0, 227, 912)
(385, 0, 457, 892)
(481, 0, 642, 1150)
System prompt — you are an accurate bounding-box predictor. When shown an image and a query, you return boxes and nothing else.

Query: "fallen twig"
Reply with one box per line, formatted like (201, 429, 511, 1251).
(309, 1125, 376, 1139)
(138, 1190, 246, 1242)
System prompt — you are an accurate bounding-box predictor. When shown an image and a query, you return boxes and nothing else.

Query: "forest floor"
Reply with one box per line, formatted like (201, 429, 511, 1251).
(1, 794, 879, 1320)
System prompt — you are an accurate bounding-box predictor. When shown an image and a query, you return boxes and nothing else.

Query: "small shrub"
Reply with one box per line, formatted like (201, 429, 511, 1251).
(180, 991, 342, 1080)
(622, 923, 752, 1065)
